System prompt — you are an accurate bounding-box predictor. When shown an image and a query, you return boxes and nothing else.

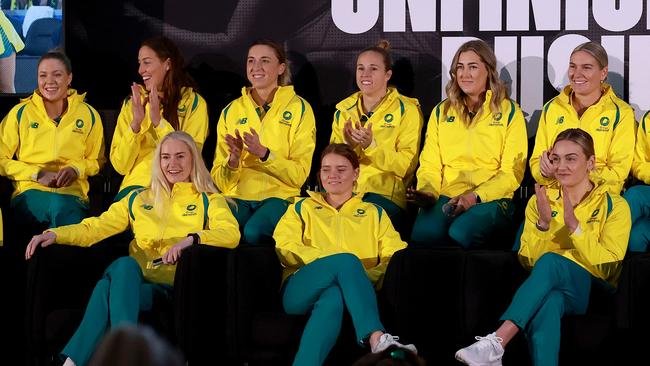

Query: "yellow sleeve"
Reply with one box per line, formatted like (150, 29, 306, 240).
(518, 196, 552, 271)
(65, 105, 105, 179)
(258, 99, 316, 188)
(416, 103, 443, 199)
(211, 104, 241, 193)
(366, 210, 407, 288)
(361, 102, 423, 178)
(174, 92, 210, 152)
(197, 194, 240, 248)
(49, 194, 132, 246)
(474, 103, 527, 202)
(632, 112, 650, 183)
(330, 110, 345, 143)
(594, 106, 635, 192)
(110, 100, 146, 176)
(530, 100, 556, 186)
(0, 107, 41, 181)
(273, 201, 322, 268)
(569, 196, 631, 281)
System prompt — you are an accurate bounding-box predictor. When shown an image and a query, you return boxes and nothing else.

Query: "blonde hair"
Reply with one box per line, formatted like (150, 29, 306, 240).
(150, 131, 218, 214)
(571, 41, 608, 70)
(444, 39, 509, 125)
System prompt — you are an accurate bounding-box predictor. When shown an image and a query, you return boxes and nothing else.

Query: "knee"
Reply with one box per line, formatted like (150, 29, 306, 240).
(628, 226, 649, 252)
(242, 223, 266, 245)
(411, 211, 447, 245)
(623, 185, 645, 202)
(108, 257, 141, 278)
(533, 252, 564, 271)
(448, 221, 473, 248)
(327, 253, 363, 271)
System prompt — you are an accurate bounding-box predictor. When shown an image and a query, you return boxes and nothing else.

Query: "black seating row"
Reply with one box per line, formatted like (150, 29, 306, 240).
(22, 243, 650, 366)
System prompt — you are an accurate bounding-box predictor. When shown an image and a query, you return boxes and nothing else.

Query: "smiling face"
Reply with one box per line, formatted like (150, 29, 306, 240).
(550, 139, 595, 188)
(160, 138, 193, 185)
(320, 153, 359, 196)
(356, 50, 391, 96)
(138, 45, 170, 92)
(247, 44, 286, 90)
(568, 50, 607, 98)
(455, 50, 488, 98)
(38, 58, 72, 103)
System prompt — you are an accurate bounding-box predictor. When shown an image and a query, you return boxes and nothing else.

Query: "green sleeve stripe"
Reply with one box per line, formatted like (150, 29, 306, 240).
(612, 100, 621, 130)
(202, 192, 209, 229)
(507, 100, 515, 127)
(16, 104, 26, 125)
(192, 93, 199, 112)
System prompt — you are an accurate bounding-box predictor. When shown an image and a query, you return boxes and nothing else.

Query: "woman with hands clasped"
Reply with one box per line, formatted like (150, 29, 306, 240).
(111, 36, 209, 201)
(0, 51, 104, 229)
(331, 40, 423, 226)
(456, 128, 631, 366)
(212, 39, 316, 244)
(25, 132, 240, 366)
(408, 39, 526, 248)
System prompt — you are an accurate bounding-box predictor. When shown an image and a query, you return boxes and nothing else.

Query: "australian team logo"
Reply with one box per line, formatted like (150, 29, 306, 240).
(597, 116, 611, 132)
(446, 116, 455, 123)
(280, 110, 293, 126)
(183, 204, 198, 217)
(30, 122, 39, 128)
(72, 119, 85, 134)
(354, 208, 367, 217)
(587, 208, 601, 223)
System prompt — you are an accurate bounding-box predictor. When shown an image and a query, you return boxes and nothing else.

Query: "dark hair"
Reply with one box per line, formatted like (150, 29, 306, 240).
(320, 143, 360, 169)
(140, 36, 196, 130)
(249, 39, 291, 86)
(553, 128, 595, 158)
(352, 345, 426, 366)
(358, 39, 393, 71)
(38, 50, 72, 74)
(88, 325, 183, 366)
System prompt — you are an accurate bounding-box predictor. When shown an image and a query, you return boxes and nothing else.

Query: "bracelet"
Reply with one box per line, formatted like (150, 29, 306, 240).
(187, 233, 201, 245)
(261, 148, 271, 162)
(535, 220, 549, 232)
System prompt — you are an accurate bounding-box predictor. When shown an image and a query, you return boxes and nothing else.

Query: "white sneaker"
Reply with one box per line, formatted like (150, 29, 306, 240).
(455, 332, 504, 366)
(371, 333, 418, 354)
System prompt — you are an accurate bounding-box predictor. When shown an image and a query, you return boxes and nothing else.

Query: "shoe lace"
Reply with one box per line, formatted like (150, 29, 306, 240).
(473, 334, 503, 349)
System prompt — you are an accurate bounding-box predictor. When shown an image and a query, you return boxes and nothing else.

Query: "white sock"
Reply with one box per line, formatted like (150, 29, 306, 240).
(63, 357, 77, 366)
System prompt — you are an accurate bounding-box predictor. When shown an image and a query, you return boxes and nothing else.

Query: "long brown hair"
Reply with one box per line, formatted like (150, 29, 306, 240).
(444, 39, 509, 125)
(140, 36, 196, 130)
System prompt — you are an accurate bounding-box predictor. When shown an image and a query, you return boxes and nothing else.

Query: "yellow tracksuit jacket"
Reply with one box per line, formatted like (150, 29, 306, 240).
(212, 86, 316, 201)
(519, 180, 631, 287)
(632, 111, 650, 184)
(0, 11, 24, 54)
(49, 183, 240, 285)
(0, 89, 105, 200)
(274, 192, 407, 288)
(330, 87, 423, 209)
(111, 86, 209, 191)
(417, 92, 527, 202)
(530, 84, 635, 194)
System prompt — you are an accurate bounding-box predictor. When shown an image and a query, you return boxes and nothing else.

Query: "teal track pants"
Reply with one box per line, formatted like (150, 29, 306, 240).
(282, 253, 384, 366)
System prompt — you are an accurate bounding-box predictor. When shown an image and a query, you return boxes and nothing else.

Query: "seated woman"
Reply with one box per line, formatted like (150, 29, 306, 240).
(0, 51, 104, 231)
(111, 36, 209, 201)
(408, 39, 526, 248)
(330, 40, 423, 227)
(530, 41, 635, 195)
(455, 128, 631, 366)
(623, 110, 650, 251)
(212, 39, 315, 244)
(25, 132, 240, 366)
(274, 143, 415, 366)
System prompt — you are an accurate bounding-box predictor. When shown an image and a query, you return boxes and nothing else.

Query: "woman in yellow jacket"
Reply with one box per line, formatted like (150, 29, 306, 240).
(330, 40, 423, 227)
(111, 36, 209, 201)
(456, 129, 631, 366)
(0, 51, 104, 229)
(622, 110, 650, 251)
(274, 143, 415, 366)
(25, 132, 240, 366)
(408, 39, 527, 248)
(212, 39, 316, 244)
(530, 41, 635, 195)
